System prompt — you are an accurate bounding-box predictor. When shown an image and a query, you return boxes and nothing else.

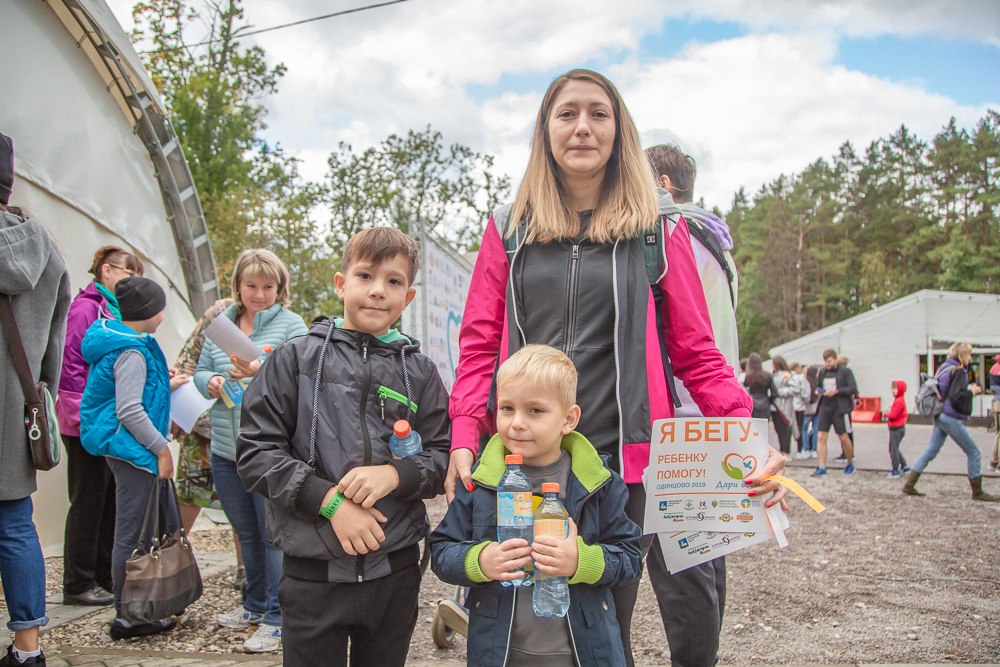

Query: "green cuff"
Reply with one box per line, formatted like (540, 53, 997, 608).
(464, 541, 492, 583)
(568, 536, 606, 585)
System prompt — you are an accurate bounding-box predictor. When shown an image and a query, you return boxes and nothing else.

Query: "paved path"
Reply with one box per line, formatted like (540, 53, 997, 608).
(776, 422, 999, 476)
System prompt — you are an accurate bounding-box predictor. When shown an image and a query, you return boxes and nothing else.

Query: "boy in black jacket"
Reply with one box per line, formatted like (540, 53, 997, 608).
(236, 228, 450, 666)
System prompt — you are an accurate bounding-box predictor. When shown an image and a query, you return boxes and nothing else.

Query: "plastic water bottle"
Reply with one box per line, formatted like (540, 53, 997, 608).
(389, 419, 422, 458)
(497, 454, 533, 587)
(532, 483, 570, 617)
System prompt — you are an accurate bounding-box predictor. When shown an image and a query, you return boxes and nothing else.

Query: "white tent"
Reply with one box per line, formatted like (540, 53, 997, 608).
(769, 290, 1000, 419)
(1, 0, 218, 550)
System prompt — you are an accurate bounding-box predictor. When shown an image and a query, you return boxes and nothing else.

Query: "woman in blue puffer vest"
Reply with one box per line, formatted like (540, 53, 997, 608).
(193, 249, 307, 653)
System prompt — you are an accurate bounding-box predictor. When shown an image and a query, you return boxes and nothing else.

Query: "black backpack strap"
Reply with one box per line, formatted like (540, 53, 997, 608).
(685, 217, 736, 307)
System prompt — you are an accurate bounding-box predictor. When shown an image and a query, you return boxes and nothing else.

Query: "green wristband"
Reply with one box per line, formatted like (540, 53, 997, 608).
(319, 491, 346, 519)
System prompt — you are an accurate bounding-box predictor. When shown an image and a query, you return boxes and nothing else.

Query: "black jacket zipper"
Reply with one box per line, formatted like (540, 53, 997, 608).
(564, 244, 580, 352)
(356, 338, 372, 582)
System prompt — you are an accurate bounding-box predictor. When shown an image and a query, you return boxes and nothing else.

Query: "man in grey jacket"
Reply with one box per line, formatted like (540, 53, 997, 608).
(0, 132, 72, 667)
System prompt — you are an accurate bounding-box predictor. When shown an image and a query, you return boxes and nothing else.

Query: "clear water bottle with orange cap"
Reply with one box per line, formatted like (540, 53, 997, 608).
(532, 482, 570, 617)
(497, 454, 532, 587)
(388, 419, 422, 458)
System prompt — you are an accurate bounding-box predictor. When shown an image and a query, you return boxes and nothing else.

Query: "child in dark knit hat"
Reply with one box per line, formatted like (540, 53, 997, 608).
(79, 276, 190, 640)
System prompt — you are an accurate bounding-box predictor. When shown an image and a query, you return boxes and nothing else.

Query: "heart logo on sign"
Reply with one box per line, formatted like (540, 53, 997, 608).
(721, 453, 758, 480)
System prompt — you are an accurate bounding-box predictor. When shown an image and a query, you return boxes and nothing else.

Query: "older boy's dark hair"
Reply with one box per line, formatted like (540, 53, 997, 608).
(645, 144, 697, 203)
(341, 227, 420, 285)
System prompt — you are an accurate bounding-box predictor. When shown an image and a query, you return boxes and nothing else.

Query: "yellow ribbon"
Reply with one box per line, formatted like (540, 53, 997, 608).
(765, 475, 826, 513)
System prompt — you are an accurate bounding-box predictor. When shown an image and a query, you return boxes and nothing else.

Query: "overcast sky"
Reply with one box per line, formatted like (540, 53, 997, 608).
(106, 0, 1000, 211)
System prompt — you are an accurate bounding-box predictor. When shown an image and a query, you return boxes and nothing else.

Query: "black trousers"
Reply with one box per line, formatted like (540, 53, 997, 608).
(280, 563, 421, 667)
(62, 435, 116, 595)
(612, 483, 726, 667)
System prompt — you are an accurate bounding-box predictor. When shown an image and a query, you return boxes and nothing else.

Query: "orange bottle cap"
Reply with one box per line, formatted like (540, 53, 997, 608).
(393, 420, 411, 437)
(263, 345, 272, 353)
(504, 454, 523, 465)
(541, 482, 560, 493)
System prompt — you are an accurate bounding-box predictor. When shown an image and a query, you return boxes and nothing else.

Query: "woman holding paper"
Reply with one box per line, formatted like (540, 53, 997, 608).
(194, 248, 307, 653)
(57, 246, 143, 607)
(445, 69, 788, 667)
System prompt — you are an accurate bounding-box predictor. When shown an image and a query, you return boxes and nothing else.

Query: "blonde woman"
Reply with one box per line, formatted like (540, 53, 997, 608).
(445, 70, 786, 667)
(904, 343, 999, 501)
(194, 249, 307, 652)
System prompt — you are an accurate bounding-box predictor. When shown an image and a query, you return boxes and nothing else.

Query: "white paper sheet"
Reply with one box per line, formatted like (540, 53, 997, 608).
(658, 508, 790, 574)
(170, 380, 216, 433)
(643, 417, 773, 533)
(204, 314, 263, 361)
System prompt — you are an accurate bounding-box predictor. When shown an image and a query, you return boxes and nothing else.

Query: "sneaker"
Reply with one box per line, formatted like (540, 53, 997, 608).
(901, 466, 911, 473)
(243, 623, 281, 653)
(810, 467, 828, 477)
(0, 644, 45, 666)
(987, 462, 1000, 475)
(843, 463, 856, 475)
(885, 470, 901, 478)
(810, 451, 818, 459)
(834, 456, 848, 463)
(109, 616, 176, 640)
(218, 605, 264, 629)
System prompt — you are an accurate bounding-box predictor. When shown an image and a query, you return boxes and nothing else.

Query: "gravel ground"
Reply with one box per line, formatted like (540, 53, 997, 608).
(7, 467, 1000, 663)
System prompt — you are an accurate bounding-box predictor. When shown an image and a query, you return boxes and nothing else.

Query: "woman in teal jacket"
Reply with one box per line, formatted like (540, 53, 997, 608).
(194, 249, 306, 653)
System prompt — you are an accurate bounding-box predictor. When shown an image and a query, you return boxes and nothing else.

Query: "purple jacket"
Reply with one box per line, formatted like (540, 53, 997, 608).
(57, 282, 115, 436)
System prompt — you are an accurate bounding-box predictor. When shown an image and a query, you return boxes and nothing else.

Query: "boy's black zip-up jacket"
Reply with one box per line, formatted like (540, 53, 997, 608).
(237, 319, 450, 583)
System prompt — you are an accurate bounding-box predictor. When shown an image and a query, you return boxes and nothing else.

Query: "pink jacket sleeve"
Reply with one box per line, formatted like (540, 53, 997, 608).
(449, 217, 509, 453)
(660, 217, 752, 418)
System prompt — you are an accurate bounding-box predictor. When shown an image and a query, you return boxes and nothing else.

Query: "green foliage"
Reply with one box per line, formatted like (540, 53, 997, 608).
(324, 127, 510, 252)
(731, 111, 1000, 357)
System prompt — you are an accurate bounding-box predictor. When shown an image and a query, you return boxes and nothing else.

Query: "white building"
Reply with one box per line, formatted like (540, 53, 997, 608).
(768, 290, 1000, 418)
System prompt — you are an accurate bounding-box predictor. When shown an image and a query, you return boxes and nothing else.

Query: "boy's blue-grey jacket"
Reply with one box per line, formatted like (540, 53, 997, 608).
(429, 434, 642, 667)
(236, 319, 450, 583)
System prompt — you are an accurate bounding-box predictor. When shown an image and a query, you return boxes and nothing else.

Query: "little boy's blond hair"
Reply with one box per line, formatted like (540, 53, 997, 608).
(497, 344, 577, 409)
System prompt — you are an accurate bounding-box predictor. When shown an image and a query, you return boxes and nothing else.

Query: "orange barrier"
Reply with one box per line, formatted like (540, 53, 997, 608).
(852, 396, 881, 423)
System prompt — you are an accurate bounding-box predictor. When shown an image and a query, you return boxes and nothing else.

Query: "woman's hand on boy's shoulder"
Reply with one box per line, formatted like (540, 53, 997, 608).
(532, 518, 579, 578)
(338, 465, 399, 509)
(479, 539, 533, 582)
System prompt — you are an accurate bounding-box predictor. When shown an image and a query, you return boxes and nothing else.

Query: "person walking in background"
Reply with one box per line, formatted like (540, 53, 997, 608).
(883, 380, 910, 478)
(812, 349, 857, 477)
(80, 277, 188, 640)
(771, 356, 799, 459)
(790, 363, 811, 459)
(738, 358, 747, 383)
(988, 354, 1000, 474)
(903, 343, 999, 501)
(801, 365, 820, 458)
(195, 248, 307, 653)
(0, 132, 72, 667)
(57, 245, 143, 607)
(833, 355, 858, 463)
(743, 352, 777, 423)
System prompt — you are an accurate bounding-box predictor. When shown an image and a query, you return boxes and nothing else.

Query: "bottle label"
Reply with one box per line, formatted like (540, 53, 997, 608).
(497, 492, 533, 526)
(534, 519, 568, 539)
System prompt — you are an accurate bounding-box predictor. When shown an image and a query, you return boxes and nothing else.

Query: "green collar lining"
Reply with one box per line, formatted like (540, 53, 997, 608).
(471, 431, 611, 493)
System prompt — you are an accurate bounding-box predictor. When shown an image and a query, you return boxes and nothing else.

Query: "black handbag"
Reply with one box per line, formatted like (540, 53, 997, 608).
(0, 294, 61, 470)
(121, 479, 203, 624)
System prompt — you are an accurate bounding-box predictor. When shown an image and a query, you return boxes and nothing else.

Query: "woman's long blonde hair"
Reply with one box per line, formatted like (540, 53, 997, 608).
(510, 69, 659, 244)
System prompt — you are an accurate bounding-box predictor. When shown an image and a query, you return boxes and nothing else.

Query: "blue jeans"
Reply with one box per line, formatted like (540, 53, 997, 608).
(913, 413, 983, 478)
(211, 454, 282, 625)
(107, 458, 179, 615)
(802, 414, 819, 452)
(0, 497, 48, 631)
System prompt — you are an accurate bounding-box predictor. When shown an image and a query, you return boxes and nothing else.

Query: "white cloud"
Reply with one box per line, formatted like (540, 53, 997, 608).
(102, 0, 998, 217)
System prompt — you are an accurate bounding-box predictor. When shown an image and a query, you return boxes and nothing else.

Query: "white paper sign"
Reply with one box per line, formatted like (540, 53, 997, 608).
(643, 417, 773, 534)
(170, 381, 216, 433)
(204, 315, 263, 361)
(658, 507, 789, 574)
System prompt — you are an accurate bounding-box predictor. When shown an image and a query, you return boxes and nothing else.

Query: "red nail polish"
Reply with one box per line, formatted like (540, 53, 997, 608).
(766, 502, 773, 508)
(744, 480, 753, 486)
(466, 482, 475, 492)
(748, 491, 756, 497)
